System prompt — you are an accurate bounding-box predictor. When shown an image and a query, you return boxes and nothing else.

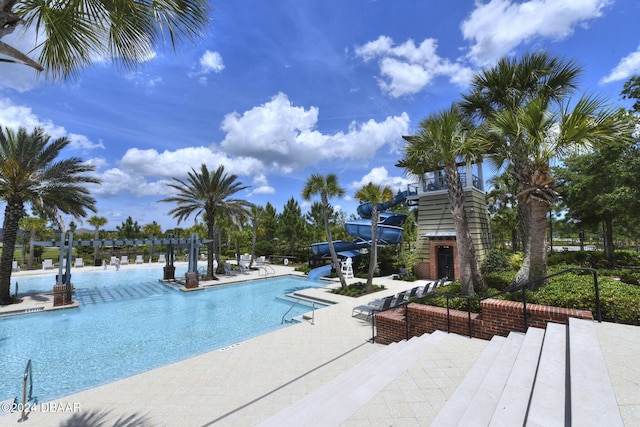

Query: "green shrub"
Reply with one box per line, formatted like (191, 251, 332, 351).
(509, 252, 523, 270)
(330, 282, 385, 297)
(618, 270, 640, 286)
(481, 249, 511, 273)
(615, 250, 640, 267)
(483, 272, 514, 291)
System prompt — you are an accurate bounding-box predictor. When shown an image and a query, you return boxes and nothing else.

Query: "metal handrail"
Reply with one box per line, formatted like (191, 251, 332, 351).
(373, 268, 601, 341)
(20, 359, 33, 420)
(281, 298, 303, 324)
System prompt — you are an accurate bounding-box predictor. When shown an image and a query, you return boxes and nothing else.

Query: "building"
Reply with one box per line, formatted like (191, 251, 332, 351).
(407, 161, 492, 280)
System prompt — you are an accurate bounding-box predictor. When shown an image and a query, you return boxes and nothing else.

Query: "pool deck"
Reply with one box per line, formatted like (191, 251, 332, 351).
(1, 262, 639, 426)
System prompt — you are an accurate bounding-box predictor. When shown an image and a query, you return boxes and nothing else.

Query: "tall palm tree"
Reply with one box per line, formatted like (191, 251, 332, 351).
(160, 164, 252, 279)
(87, 215, 108, 265)
(248, 205, 264, 268)
(488, 95, 634, 285)
(398, 105, 488, 295)
(0, 126, 99, 304)
(302, 173, 347, 288)
(460, 52, 583, 285)
(0, 0, 210, 80)
(354, 183, 394, 292)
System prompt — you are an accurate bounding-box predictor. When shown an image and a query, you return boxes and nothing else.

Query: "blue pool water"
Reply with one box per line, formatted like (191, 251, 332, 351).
(0, 267, 327, 402)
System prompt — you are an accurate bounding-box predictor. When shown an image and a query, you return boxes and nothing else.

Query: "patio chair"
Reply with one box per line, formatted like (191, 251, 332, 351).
(120, 256, 129, 265)
(224, 262, 238, 276)
(74, 258, 84, 268)
(352, 295, 394, 319)
(42, 259, 54, 270)
(157, 254, 166, 264)
(238, 262, 252, 274)
(12, 261, 20, 271)
(110, 256, 117, 266)
(135, 255, 144, 264)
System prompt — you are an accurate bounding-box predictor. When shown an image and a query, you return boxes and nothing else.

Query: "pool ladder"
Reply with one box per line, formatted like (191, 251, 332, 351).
(19, 359, 34, 421)
(281, 298, 315, 325)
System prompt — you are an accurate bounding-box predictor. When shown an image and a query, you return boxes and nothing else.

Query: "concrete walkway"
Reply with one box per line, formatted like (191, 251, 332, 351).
(1, 263, 638, 426)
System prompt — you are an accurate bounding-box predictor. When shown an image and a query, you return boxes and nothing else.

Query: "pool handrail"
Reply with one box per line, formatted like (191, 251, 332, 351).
(20, 359, 33, 420)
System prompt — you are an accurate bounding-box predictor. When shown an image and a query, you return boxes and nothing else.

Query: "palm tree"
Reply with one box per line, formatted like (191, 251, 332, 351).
(488, 95, 634, 284)
(398, 105, 488, 295)
(0, 126, 99, 304)
(248, 205, 264, 268)
(354, 183, 394, 292)
(460, 52, 583, 285)
(159, 164, 252, 279)
(87, 215, 108, 265)
(302, 173, 347, 288)
(0, 0, 210, 80)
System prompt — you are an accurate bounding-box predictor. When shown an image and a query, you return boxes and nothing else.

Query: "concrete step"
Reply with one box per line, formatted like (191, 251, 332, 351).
(458, 332, 526, 426)
(490, 327, 546, 426)
(526, 321, 567, 426)
(430, 334, 508, 427)
(569, 318, 623, 426)
(257, 331, 447, 427)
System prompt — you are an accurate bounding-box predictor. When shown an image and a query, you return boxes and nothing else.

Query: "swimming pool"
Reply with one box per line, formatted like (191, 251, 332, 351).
(0, 267, 327, 403)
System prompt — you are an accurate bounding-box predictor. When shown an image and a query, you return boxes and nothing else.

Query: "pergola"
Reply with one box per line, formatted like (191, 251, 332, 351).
(33, 233, 211, 304)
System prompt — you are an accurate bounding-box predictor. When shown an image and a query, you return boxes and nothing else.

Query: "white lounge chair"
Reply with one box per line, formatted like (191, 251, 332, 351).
(135, 255, 144, 264)
(74, 258, 84, 268)
(239, 261, 252, 274)
(224, 262, 238, 276)
(42, 259, 54, 270)
(120, 256, 129, 265)
(12, 261, 20, 271)
(110, 256, 117, 266)
(157, 254, 166, 264)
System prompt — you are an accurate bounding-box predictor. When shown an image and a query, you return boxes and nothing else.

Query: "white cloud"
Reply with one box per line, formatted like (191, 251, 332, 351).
(0, 98, 104, 151)
(461, 0, 611, 66)
(200, 50, 225, 73)
(349, 166, 412, 193)
(601, 46, 640, 84)
(220, 92, 410, 168)
(355, 36, 473, 97)
(124, 71, 163, 93)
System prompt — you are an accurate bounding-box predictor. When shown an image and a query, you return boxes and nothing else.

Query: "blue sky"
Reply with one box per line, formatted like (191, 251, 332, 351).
(0, 0, 638, 232)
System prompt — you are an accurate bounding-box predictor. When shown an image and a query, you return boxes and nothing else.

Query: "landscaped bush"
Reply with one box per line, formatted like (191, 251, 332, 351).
(509, 252, 523, 270)
(614, 250, 640, 267)
(483, 271, 514, 291)
(618, 270, 640, 286)
(481, 249, 511, 273)
(330, 282, 385, 297)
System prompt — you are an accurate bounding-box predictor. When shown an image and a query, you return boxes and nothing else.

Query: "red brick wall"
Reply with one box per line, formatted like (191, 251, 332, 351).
(375, 298, 594, 343)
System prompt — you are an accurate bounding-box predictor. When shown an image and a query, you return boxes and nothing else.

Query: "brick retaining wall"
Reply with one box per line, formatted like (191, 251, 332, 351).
(376, 298, 593, 344)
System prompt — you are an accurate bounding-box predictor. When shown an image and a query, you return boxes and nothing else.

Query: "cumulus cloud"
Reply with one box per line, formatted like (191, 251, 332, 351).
(0, 26, 44, 92)
(461, 0, 611, 66)
(354, 36, 474, 98)
(220, 92, 410, 168)
(349, 166, 412, 193)
(600, 46, 640, 84)
(0, 98, 105, 151)
(124, 71, 163, 93)
(189, 50, 225, 83)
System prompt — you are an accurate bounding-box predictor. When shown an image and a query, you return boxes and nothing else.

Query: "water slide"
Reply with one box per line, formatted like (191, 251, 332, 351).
(308, 190, 415, 279)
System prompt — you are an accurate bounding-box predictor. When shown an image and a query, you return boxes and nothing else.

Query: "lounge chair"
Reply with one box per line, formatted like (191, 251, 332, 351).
(157, 254, 166, 264)
(110, 256, 117, 266)
(135, 255, 144, 264)
(224, 262, 238, 276)
(42, 259, 54, 270)
(12, 261, 20, 271)
(74, 258, 84, 268)
(238, 262, 252, 274)
(352, 295, 394, 319)
(120, 256, 129, 265)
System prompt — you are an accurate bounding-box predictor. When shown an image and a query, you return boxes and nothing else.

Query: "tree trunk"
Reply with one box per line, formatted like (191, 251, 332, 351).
(250, 221, 257, 268)
(207, 218, 217, 279)
(322, 194, 346, 288)
(28, 230, 35, 270)
(366, 207, 379, 292)
(516, 198, 548, 288)
(0, 201, 24, 303)
(93, 228, 100, 263)
(445, 165, 486, 295)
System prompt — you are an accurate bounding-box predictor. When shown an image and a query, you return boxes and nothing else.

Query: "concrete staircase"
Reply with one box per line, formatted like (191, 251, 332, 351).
(431, 318, 623, 426)
(258, 318, 622, 426)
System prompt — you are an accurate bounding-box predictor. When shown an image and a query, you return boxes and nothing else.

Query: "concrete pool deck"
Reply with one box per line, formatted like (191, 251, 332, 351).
(1, 262, 639, 426)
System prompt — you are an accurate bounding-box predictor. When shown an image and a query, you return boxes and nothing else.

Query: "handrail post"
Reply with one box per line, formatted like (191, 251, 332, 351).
(446, 295, 451, 333)
(522, 288, 528, 331)
(405, 304, 409, 341)
(467, 298, 472, 338)
(593, 270, 601, 322)
(371, 311, 376, 343)
(20, 359, 32, 421)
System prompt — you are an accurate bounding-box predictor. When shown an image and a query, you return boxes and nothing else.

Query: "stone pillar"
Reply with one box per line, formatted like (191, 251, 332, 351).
(53, 285, 72, 307)
(163, 266, 176, 280)
(185, 272, 199, 289)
